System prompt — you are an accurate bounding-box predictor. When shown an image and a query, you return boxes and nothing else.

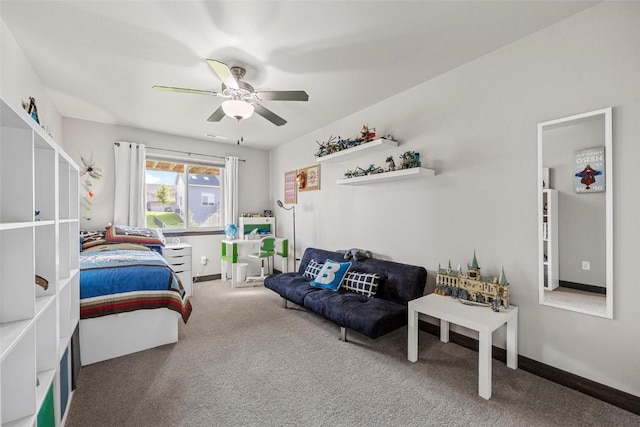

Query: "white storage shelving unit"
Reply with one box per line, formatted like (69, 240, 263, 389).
(1, 97, 79, 426)
(542, 189, 559, 290)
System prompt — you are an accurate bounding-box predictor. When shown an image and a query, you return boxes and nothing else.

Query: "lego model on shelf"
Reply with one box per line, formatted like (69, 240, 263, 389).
(316, 137, 398, 163)
(336, 166, 434, 185)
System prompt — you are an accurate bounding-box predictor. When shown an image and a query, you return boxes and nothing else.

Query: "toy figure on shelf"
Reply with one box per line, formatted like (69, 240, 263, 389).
(360, 124, 376, 143)
(27, 97, 40, 124)
(315, 136, 337, 157)
(400, 151, 421, 169)
(364, 164, 384, 175)
(315, 125, 382, 158)
(352, 166, 367, 177)
(385, 156, 396, 172)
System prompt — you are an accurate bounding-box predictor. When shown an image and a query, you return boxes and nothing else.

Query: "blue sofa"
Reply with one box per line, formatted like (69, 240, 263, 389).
(264, 248, 427, 340)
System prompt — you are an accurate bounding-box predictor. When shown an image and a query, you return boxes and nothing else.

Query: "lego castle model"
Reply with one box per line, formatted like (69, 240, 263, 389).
(435, 252, 510, 309)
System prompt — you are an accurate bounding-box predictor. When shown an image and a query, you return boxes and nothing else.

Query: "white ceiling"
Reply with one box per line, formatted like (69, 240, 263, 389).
(0, 1, 596, 149)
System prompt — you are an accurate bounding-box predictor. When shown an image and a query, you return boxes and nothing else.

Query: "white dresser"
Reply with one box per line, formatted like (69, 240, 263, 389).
(163, 243, 193, 297)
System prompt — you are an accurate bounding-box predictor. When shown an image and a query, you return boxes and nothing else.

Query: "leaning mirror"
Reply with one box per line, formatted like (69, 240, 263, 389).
(537, 108, 612, 318)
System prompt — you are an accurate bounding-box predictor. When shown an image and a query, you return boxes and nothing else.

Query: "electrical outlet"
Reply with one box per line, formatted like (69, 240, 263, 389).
(201, 256, 208, 265)
(582, 261, 590, 271)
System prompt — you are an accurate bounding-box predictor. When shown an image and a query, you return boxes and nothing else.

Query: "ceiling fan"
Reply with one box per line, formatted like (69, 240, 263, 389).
(153, 59, 308, 126)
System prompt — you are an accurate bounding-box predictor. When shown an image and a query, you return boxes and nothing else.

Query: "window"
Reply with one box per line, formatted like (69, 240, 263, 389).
(201, 193, 216, 206)
(145, 157, 224, 231)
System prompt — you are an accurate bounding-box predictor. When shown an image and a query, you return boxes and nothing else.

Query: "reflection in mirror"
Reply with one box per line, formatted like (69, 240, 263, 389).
(537, 108, 612, 318)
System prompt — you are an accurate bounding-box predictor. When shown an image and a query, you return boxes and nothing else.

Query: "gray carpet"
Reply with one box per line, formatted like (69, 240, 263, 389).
(66, 281, 640, 427)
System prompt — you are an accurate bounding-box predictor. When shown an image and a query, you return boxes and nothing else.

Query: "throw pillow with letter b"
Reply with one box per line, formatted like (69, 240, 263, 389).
(311, 259, 352, 291)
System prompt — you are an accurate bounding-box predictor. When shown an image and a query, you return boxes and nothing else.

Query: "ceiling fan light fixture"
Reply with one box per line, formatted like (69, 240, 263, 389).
(221, 99, 254, 120)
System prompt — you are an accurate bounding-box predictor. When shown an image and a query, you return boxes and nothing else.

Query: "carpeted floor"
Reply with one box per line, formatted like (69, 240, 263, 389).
(66, 280, 639, 426)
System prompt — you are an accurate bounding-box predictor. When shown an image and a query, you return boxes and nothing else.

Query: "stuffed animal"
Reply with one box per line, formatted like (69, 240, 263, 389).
(338, 248, 373, 261)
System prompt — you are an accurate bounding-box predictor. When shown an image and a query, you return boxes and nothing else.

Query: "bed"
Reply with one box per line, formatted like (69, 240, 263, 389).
(79, 227, 192, 365)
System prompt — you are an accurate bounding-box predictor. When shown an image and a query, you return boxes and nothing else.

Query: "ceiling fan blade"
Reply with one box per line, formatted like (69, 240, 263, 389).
(256, 91, 309, 102)
(206, 59, 239, 90)
(254, 104, 287, 126)
(207, 106, 226, 122)
(152, 85, 220, 96)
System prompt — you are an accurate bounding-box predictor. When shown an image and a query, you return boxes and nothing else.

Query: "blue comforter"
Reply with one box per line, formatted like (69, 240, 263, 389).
(80, 249, 192, 322)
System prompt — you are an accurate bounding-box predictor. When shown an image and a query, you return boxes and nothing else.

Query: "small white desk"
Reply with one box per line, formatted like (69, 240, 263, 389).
(220, 238, 288, 287)
(408, 293, 518, 399)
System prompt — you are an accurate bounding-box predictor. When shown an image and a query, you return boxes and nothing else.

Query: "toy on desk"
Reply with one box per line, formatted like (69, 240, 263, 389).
(224, 223, 239, 240)
(435, 252, 510, 310)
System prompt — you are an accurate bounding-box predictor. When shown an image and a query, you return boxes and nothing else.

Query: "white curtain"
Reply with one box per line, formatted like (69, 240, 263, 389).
(113, 141, 146, 227)
(224, 156, 239, 226)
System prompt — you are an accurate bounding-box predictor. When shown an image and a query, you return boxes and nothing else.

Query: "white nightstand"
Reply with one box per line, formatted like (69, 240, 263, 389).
(163, 243, 193, 297)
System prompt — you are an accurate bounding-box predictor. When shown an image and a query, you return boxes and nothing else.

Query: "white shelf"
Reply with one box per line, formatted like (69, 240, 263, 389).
(59, 218, 79, 224)
(336, 167, 435, 186)
(316, 138, 398, 163)
(0, 222, 35, 231)
(34, 296, 55, 319)
(35, 369, 55, 408)
(3, 415, 34, 427)
(0, 320, 32, 362)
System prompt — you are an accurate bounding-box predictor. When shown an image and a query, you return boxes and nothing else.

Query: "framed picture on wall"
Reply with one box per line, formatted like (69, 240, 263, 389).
(574, 146, 605, 193)
(298, 164, 320, 192)
(284, 170, 297, 204)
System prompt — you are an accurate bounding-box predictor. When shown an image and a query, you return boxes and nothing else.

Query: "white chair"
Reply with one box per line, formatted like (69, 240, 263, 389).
(246, 236, 276, 282)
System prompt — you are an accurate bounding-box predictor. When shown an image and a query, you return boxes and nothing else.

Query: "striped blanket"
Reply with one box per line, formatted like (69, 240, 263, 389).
(80, 249, 192, 322)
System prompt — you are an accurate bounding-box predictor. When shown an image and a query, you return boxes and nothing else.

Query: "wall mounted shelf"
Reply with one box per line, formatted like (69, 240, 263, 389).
(336, 167, 435, 186)
(316, 138, 397, 163)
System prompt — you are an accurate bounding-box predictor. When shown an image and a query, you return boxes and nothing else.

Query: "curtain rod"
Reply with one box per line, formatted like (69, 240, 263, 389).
(114, 142, 246, 162)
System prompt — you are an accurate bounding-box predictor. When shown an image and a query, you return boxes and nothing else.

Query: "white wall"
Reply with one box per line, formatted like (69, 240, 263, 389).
(0, 19, 63, 140)
(62, 117, 272, 278)
(270, 2, 640, 397)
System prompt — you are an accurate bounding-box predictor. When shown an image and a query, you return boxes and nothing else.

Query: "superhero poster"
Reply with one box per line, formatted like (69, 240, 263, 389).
(574, 147, 605, 193)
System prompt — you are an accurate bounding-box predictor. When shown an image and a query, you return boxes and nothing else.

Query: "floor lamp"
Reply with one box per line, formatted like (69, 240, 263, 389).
(276, 200, 296, 272)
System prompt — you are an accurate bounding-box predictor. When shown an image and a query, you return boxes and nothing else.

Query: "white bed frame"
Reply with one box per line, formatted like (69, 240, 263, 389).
(80, 308, 180, 365)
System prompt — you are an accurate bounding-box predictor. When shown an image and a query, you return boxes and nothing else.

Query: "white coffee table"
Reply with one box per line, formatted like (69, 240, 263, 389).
(407, 293, 518, 399)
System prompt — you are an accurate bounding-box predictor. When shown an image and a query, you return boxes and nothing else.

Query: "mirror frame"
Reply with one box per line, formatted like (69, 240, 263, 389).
(537, 107, 613, 318)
